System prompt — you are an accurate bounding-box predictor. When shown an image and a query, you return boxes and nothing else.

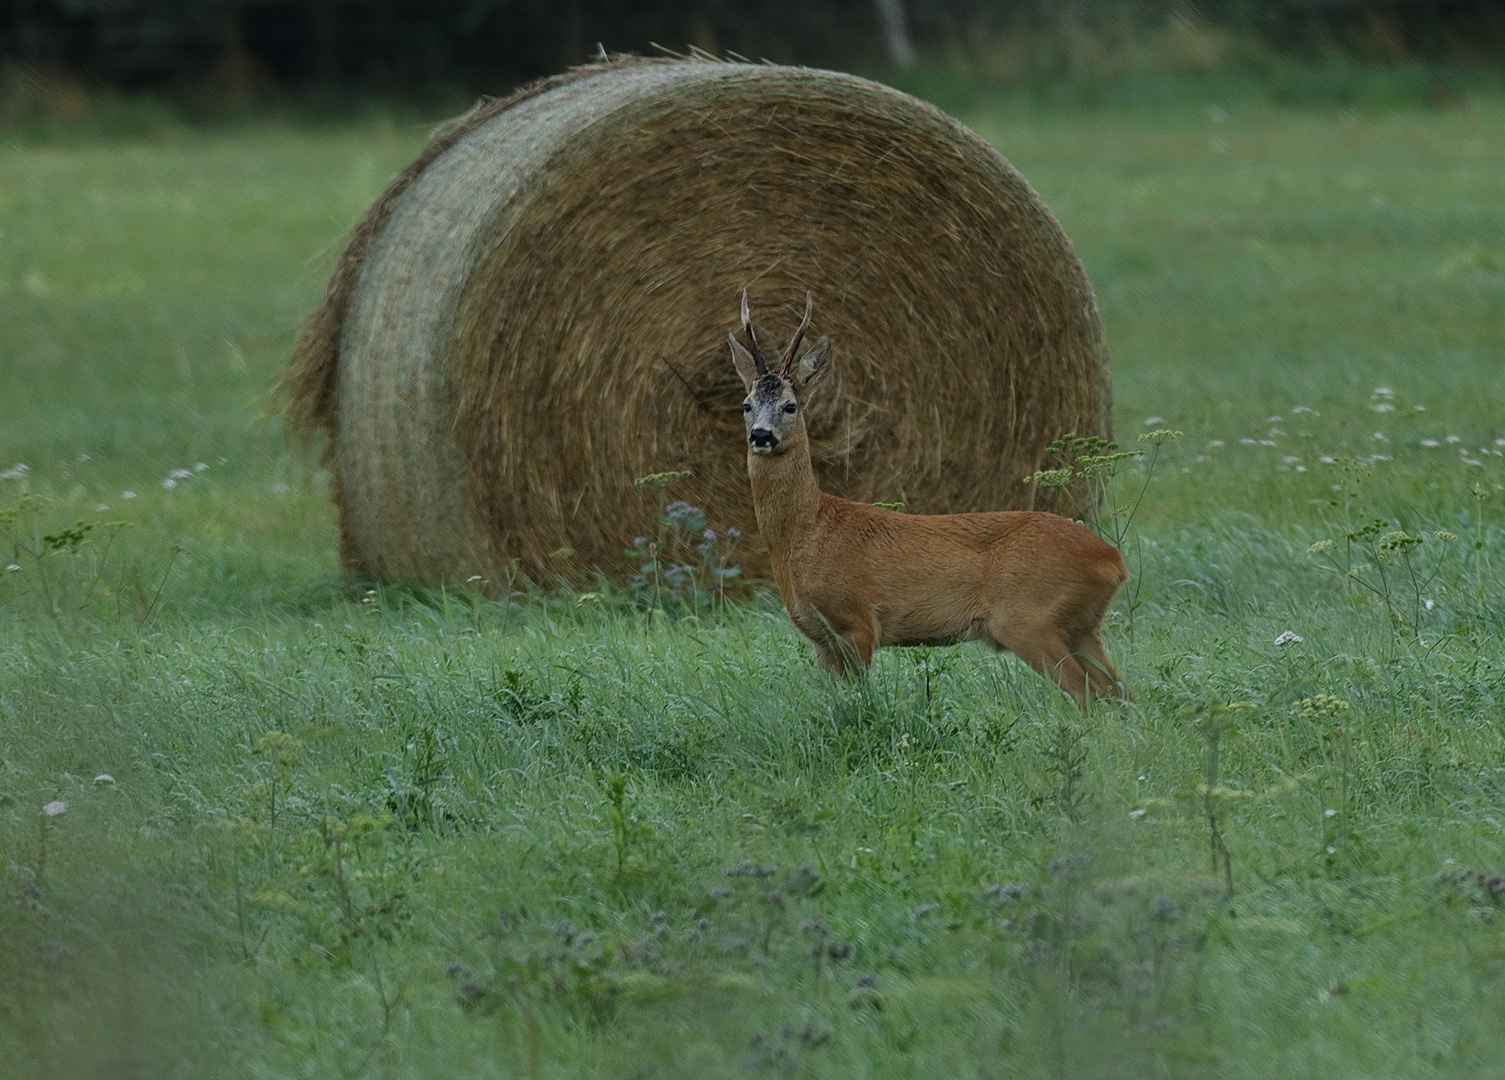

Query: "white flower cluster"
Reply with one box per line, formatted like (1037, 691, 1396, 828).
(161, 462, 209, 489)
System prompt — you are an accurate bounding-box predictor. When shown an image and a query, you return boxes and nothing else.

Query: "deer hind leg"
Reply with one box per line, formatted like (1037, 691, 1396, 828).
(1064, 575, 1133, 703)
(1070, 629, 1134, 702)
(988, 617, 1093, 706)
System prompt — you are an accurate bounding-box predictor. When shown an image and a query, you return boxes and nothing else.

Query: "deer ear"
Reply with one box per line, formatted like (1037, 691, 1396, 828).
(797, 336, 832, 388)
(728, 331, 759, 390)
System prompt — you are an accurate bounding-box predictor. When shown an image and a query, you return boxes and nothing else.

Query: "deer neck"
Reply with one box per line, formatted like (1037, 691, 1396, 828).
(747, 427, 821, 563)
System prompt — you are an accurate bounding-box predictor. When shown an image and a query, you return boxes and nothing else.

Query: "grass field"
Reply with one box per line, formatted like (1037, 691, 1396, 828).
(3, 85, 1505, 1078)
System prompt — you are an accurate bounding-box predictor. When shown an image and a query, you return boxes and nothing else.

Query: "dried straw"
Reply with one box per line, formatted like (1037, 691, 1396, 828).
(282, 57, 1111, 588)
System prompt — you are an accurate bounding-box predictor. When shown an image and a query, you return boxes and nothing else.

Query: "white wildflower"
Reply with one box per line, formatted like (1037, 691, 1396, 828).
(193, 462, 208, 472)
(0, 463, 28, 480)
(1296, 466, 1307, 472)
(95, 504, 109, 512)
(1413, 405, 1426, 412)
(1319, 455, 1336, 464)
(1371, 386, 1394, 399)
(1373, 432, 1388, 441)
(6, 564, 21, 572)
(1274, 631, 1303, 646)
(1208, 439, 1225, 448)
(94, 774, 115, 786)
(161, 478, 177, 489)
(1267, 415, 1283, 423)
(1421, 440, 1439, 448)
(1423, 598, 1436, 611)
(1283, 456, 1302, 464)
(1144, 416, 1165, 425)
(1292, 405, 1317, 415)
(169, 468, 193, 480)
(1371, 403, 1394, 412)
(41, 801, 66, 817)
(1447, 435, 1461, 443)
(1259, 439, 1277, 447)
(121, 490, 136, 499)
(1129, 809, 1147, 820)
(1324, 808, 1337, 818)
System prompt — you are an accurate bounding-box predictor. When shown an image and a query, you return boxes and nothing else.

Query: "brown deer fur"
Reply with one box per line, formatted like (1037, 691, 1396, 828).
(729, 295, 1130, 706)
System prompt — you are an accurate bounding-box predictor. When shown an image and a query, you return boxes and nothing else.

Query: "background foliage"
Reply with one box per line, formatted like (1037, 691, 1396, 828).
(2, 0, 1504, 102)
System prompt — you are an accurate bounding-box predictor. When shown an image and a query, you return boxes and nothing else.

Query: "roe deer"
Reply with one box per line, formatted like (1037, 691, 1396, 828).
(727, 293, 1131, 706)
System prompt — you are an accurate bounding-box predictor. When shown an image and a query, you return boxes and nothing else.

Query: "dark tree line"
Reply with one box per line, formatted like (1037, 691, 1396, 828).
(2, 1, 1502, 93)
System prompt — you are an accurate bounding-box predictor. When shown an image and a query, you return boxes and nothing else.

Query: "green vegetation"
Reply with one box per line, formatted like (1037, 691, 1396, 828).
(3, 90, 1504, 1078)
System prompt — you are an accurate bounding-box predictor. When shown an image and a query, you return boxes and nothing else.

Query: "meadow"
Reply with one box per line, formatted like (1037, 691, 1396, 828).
(2, 82, 1504, 1078)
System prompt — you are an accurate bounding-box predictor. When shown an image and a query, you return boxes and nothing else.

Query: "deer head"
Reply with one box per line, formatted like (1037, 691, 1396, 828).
(727, 291, 832, 455)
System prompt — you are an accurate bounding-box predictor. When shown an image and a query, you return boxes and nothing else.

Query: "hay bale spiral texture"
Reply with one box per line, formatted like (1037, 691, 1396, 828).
(284, 57, 1111, 588)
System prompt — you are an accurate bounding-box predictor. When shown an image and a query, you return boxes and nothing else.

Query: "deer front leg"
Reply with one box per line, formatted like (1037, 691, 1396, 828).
(793, 605, 874, 679)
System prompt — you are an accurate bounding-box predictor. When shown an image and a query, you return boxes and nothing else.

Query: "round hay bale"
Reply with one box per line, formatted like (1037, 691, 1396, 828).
(283, 57, 1111, 589)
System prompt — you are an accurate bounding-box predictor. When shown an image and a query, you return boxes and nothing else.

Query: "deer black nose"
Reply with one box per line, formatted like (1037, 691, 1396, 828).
(749, 428, 778, 450)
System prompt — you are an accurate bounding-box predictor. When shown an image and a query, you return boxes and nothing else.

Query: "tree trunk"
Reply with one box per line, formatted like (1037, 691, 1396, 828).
(874, 0, 916, 69)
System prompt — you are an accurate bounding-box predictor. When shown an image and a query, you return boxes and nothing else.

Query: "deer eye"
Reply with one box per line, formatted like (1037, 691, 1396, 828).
(783, 402, 798, 415)
(742, 402, 752, 413)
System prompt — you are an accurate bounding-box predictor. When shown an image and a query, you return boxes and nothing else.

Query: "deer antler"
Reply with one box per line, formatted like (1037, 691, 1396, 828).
(740, 289, 769, 377)
(779, 292, 814, 377)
